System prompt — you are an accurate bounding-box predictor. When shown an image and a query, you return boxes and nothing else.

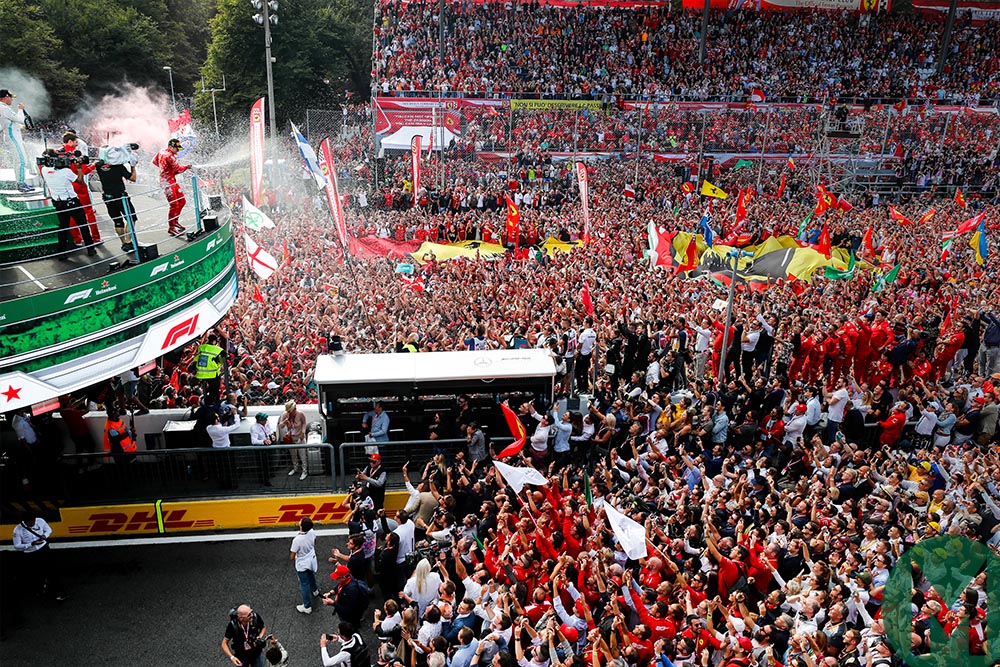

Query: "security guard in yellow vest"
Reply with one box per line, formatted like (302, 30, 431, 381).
(195, 333, 225, 402)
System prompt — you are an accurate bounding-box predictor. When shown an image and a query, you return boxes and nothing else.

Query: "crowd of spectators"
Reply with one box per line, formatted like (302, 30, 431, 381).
(374, 2, 1000, 104)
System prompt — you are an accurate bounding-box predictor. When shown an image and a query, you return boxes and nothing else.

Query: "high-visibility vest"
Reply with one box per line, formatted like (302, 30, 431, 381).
(194, 343, 223, 379)
(103, 418, 136, 453)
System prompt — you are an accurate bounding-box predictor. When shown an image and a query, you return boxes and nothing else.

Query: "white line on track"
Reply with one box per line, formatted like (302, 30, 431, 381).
(0, 526, 350, 551)
(15, 264, 46, 291)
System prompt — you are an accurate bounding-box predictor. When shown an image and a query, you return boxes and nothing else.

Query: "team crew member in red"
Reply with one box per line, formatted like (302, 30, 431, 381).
(62, 132, 102, 245)
(152, 138, 192, 236)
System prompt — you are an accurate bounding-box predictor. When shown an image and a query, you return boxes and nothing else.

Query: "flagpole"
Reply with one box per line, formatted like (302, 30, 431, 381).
(634, 101, 644, 187)
(756, 108, 770, 192)
(716, 249, 740, 385)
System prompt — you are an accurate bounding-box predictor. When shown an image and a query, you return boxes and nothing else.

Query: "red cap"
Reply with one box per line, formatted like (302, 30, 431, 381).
(795, 404, 807, 414)
(973, 396, 986, 405)
(370, 453, 381, 462)
(560, 624, 579, 643)
(330, 565, 350, 580)
(737, 637, 754, 653)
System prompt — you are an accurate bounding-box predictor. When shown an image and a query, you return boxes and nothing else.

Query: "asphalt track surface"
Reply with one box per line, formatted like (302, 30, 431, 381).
(0, 531, 372, 666)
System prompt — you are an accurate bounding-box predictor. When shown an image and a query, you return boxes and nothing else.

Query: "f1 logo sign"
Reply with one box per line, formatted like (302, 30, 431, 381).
(161, 314, 199, 350)
(64, 288, 93, 305)
(150, 262, 170, 277)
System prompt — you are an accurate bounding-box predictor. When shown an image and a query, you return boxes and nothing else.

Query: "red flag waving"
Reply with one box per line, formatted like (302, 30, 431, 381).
(955, 211, 986, 235)
(675, 236, 698, 275)
(504, 194, 520, 249)
(735, 187, 750, 224)
(776, 173, 787, 199)
(252, 284, 265, 303)
(862, 226, 874, 260)
(169, 369, 180, 392)
(495, 402, 527, 459)
(889, 206, 913, 225)
(954, 188, 967, 208)
(816, 221, 831, 259)
(918, 208, 936, 225)
(580, 282, 595, 316)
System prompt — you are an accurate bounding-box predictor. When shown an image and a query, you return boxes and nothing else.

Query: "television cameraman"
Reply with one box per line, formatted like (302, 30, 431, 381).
(96, 144, 139, 252)
(38, 149, 96, 257)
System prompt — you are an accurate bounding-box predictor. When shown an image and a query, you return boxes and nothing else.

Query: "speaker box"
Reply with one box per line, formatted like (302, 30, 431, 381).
(202, 212, 219, 233)
(137, 243, 159, 262)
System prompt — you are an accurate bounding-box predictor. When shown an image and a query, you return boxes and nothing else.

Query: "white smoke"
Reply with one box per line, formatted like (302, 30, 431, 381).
(0, 68, 52, 120)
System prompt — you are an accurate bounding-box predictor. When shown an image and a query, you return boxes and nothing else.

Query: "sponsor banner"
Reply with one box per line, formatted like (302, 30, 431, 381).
(411, 135, 422, 206)
(911, 0, 1000, 19)
(374, 98, 462, 136)
(0, 223, 233, 336)
(509, 99, 603, 111)
(318, 138, 350, 250)
(398, 0, 667, 6)
(576, 161, 591, 242)
(679, 0, 882, 8)
(249, 98, 266, 207)
(0, 492, 411, 541)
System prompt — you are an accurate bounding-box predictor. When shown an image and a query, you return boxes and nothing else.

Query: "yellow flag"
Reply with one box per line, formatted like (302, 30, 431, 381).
(700, 180, 728, 200)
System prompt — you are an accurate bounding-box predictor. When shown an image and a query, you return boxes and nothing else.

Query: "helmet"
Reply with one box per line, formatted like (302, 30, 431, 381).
(168, 138, 183, 150)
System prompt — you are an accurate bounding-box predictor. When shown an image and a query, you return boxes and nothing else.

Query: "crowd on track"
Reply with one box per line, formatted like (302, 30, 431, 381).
(12, 5, 1000, 667)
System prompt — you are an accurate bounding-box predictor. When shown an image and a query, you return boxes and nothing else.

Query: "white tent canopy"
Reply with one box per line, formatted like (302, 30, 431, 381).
(379, 126, 458, 153)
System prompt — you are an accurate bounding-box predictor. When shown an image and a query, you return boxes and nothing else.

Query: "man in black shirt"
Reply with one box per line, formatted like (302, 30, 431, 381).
(95, 150, 138, 251)
(222, 605, 267, 667)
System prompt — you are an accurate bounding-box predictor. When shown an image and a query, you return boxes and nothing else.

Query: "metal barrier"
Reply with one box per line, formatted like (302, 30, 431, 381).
(337, 437, 512, 491)
(57, 443, 337, 505)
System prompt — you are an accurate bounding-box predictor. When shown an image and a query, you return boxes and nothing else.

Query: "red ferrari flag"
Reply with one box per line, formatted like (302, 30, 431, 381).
(580, 281, 595, 316)
(681, 182, 695, 195)
(675, 235, 698, 275)
(917, 208, 936, 225)
(735, 187, 751, 224)
(776, 173, 787, 199)
(862, 226, 874, 260)
(816, 221, 831, 259)
(955, 188, 966, 208)
(955, 211, 986, 235)
(495, 402, 527, 459)
(889, 206, 913, 225)
(504, 194, 521, 250)
(252, 284, 265, 303)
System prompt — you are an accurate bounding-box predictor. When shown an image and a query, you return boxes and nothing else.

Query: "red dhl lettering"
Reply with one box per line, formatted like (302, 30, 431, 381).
(271, 502, 351, 524)
(75, 509, 197, 533)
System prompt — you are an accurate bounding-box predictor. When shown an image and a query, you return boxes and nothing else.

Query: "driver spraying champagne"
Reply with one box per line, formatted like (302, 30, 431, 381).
(152, 138, 192, 236)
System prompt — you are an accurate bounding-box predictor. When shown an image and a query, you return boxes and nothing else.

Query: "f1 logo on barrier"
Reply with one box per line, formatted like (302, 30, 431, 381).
(150, 263, 170, 277)
(64, 288, 93, 305)
(161, 314, 199, 350)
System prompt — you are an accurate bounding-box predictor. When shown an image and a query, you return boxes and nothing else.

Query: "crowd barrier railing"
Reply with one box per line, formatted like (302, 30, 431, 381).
(337, 437, 513, 491)
(55, 443, 337, 505)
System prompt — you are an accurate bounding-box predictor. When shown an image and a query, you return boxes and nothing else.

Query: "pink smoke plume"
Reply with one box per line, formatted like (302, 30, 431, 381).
(71, 84, 174, 153)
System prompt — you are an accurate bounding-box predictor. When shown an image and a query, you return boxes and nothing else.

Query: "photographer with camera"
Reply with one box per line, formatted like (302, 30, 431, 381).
(95, 142, 139, 252)
(62, 132, 102, 245)
(222, 604, 268, 667)
(38, 149, 96, 258)
(321, 622, 370, 667)
(152, 138, 192, 236)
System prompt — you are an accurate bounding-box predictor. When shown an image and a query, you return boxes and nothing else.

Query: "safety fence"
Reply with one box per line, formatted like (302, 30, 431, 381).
(55, 443, 337, 505)
(306, 101, 1000, 201)
(336, 437, 513, 491)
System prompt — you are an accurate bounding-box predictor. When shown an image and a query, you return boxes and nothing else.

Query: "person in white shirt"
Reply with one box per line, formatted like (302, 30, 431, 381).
(291, 517, 319, 613)
(826, 377, 850, 442)
(692, 316, 713, 380)
(250, 412, 275, 487)
(576, 318, 598, 392)
(208, 408, 241, 489)
(740, 319, 761, 380)
(12, 516, 66, 600)
(321, 623, 369, 667)
(393, 510, 416, 565)
(527, 402, 552, 463)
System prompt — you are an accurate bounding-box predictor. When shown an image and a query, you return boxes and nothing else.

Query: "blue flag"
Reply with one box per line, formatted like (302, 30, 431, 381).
(699, 209, 714, 247)
(290, 121, 326, 189)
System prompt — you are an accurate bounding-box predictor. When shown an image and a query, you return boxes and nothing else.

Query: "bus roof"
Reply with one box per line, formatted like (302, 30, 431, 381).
(314, 349, 556, 387)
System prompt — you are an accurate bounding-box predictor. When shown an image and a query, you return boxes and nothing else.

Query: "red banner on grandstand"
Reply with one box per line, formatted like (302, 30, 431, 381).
(318, 138, 349, 252)
(576, 161, 591, 243)
(411, 136, 422, 208)
(679, 0, 889, 10)
(374, 98, 463, 139)
(911, 0, 1000, 19)
(249, 97, 265, 207)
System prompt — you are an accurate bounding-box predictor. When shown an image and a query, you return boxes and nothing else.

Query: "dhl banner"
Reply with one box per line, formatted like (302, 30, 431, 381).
(1, 492, 411, 542)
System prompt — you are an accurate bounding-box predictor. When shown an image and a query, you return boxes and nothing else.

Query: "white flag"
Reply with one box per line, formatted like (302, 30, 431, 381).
(244, 233, 279, 281)
(493, 460, 547, 495)
(603, 503, 647, 560)
(242, 195, 276, 230)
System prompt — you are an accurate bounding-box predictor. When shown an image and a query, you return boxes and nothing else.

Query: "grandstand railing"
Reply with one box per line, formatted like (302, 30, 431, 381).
(337, 437, 513, 491)
(55, 444, 337, 505)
